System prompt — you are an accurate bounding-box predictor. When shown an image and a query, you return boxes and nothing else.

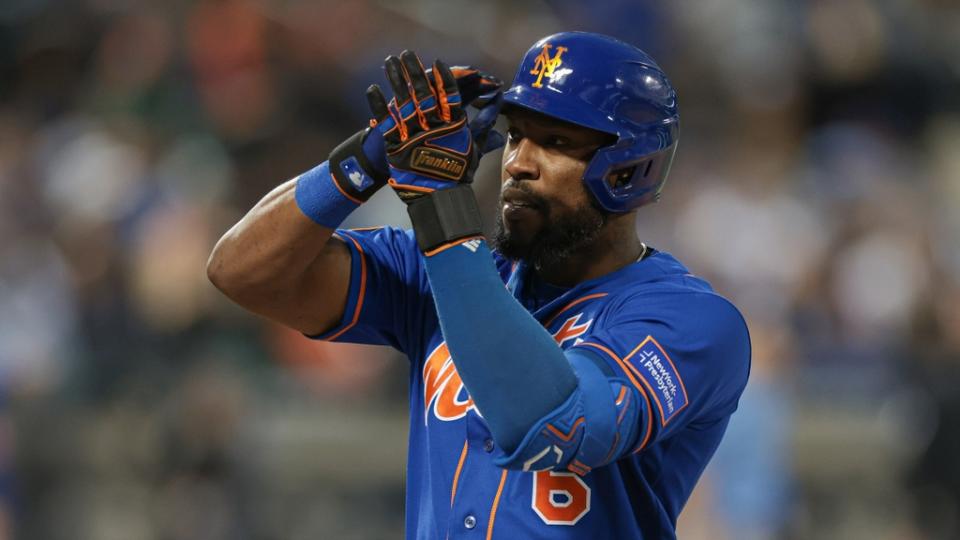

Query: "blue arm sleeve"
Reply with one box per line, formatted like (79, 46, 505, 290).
(422, 238, 578, 452)
(489, 347, 644, 473)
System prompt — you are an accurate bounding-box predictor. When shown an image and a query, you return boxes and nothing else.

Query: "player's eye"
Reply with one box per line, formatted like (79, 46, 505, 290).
(506, 127, 522, 143)
(544, 135, 569, 148)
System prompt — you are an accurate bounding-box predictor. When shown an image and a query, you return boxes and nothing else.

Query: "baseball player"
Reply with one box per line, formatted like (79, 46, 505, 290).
(208, 32, 750, 539)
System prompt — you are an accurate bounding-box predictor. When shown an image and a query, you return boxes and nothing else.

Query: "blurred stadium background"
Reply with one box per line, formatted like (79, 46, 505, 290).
(1, 0, 959, 538)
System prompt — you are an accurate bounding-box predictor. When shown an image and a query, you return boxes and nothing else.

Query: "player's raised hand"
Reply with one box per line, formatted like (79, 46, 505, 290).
(431, 65, 501, 104)
(366, 51, 501, 204)
(426, 65, 506, 155)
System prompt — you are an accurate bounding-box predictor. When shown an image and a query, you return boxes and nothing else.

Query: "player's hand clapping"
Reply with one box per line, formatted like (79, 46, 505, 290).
(366, 50, 503, 203)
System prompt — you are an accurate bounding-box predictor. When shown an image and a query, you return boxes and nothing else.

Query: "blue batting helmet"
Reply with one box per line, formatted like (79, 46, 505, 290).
(502, 32, 679, 213)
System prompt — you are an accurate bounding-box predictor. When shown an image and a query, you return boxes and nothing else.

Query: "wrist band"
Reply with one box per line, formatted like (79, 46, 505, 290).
(294, 161, 359, 228)
(407, 185, 484, 253)
(295, 128, 390, 228)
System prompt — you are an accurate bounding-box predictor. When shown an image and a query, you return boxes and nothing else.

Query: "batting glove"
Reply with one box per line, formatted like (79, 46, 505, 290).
(427, 65, 506, 155)
(328, 65, 503, 204)
(366, 50, 503, 204)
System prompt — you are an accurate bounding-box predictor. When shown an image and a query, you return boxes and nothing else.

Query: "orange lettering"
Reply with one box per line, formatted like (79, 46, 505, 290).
(423, 343, 474, 422)
(532, 470, 591, 525)
(552, 314, 592, 347)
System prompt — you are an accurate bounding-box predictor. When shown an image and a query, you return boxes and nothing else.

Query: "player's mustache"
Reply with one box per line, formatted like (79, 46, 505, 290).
(500, 180, 549, 211)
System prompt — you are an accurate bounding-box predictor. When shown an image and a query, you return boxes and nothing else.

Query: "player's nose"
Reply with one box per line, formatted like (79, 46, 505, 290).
(503, 138, 540, 182)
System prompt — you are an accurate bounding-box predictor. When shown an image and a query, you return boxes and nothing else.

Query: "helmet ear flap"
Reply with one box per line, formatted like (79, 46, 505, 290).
(583, 136, 677, 212)
(608, 160, 656, 190)
(610, 165, 638, 189)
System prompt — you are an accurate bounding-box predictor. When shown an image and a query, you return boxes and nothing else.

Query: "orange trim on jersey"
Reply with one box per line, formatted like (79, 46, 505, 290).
(543, 293, 608, 327)
(617, 391, 632, 425)
(600, 389, 633, 464)
(571, 459, 592, 474)
(545, 417, 585, 442)
(622, 336, 690, 425)
(322, 233, 367, 341)
(602, 432, 621, 464)
(450, 440, 469, 506)
(423, 235, 485, 257)
(632, 385, 656, 452)
(330, 171, 364, 205)
(567, 462, 587, 477)
(578, 342, 655, 452)
(486, 470, 508, 540)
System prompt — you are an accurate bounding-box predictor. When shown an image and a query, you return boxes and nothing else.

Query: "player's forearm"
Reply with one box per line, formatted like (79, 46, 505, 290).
(422, 238, 579, 452)
(207, 174, 352, 334)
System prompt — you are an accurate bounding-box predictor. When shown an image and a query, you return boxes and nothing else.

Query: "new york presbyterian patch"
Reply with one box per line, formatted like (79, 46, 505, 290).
(628, 336, 689, 426)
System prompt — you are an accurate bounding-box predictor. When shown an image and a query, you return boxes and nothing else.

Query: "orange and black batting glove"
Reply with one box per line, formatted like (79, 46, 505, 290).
(367, 51, 485, 203)
(325, 63, 502, 207)
(366, 51, 498, 252)
(427, 64, 502, 108)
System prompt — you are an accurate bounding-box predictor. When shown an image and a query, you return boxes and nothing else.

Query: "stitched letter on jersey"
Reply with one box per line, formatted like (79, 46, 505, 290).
(423, 315, 593, 425)
(423, 343, 476, 424)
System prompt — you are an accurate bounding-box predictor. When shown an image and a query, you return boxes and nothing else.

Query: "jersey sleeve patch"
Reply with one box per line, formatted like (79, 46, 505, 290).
(625, 336, 688, 426)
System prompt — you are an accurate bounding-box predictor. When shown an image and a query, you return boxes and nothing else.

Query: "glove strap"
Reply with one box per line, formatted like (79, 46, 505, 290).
(328, 128, 389, 202)
(408, 185, 484, 253)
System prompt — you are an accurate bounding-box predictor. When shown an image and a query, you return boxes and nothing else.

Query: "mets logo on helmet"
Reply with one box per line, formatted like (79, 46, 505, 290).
(530, 43, 568, 88)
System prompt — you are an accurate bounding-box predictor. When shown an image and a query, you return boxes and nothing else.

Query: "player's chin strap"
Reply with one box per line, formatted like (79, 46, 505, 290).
(407, 185, 484, 253)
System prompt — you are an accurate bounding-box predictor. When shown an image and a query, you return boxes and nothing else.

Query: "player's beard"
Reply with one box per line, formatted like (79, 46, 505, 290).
(492, 187, 607, 271)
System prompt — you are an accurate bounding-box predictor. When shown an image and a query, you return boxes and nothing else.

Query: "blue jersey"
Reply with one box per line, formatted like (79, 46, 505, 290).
(313, 227, 751, 539)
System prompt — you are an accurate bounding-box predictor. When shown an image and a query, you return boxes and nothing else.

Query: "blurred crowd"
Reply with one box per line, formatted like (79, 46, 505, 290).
(0, 0, 958, 539)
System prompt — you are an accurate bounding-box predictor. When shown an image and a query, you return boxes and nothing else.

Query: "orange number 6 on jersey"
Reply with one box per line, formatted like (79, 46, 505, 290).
(532, 470, 591, 525)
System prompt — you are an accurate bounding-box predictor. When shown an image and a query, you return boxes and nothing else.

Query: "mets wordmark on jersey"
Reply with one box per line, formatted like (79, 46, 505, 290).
(312, 227, 750, 540)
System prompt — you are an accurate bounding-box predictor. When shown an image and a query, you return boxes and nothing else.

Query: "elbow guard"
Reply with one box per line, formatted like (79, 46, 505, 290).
(493, 351, 642, 474)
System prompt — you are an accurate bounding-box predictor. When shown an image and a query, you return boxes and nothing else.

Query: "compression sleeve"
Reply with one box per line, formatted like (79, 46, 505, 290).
(487, 347, 644, 473)
(421, 238, 578, 452)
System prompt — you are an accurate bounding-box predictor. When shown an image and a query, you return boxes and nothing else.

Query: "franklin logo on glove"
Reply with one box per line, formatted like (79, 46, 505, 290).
(411, 147, 467, 180)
